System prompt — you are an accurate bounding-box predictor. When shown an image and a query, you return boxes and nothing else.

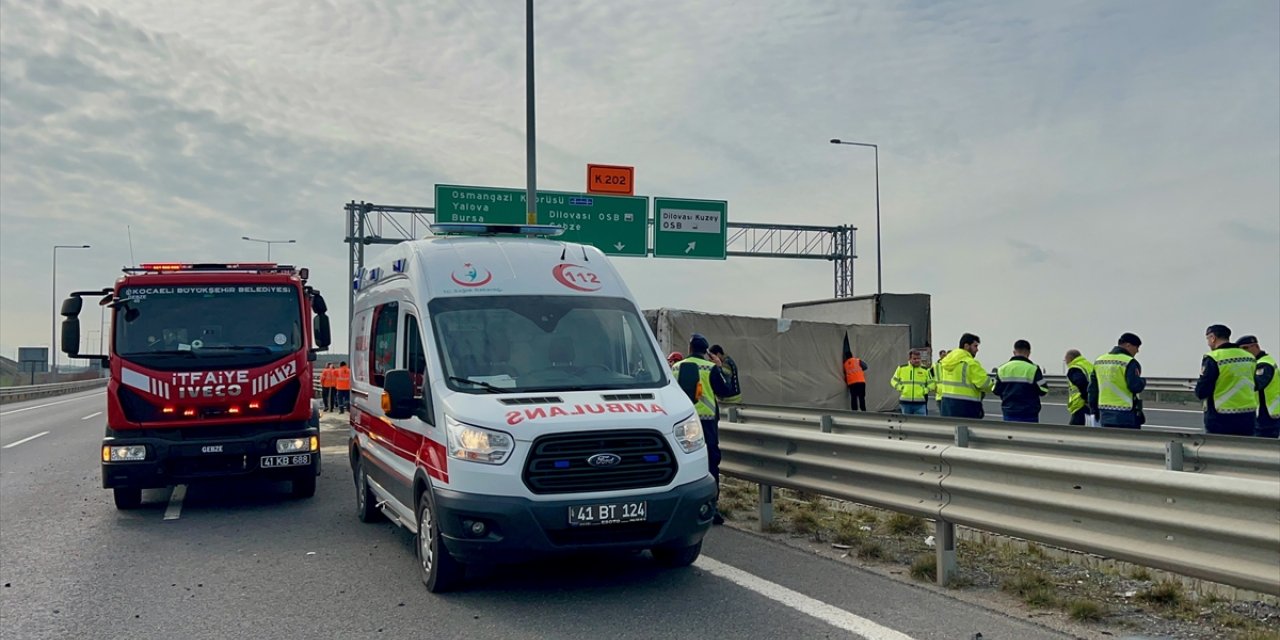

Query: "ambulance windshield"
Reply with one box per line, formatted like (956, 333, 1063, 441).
(114, 285, 303, 370)
(430, 295, 666, 394)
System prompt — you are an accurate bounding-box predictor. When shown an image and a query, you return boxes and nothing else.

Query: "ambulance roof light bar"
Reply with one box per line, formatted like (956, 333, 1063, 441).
(428, 223, 565, 237)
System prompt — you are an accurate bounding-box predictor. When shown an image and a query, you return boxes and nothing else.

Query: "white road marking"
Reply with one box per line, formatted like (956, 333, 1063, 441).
(2, 431, 50, 449)
(0, 392, 106, 416)
(163, 485, 187, 521)
(695, 555, 916, 640)
(80, 411, 103, 420)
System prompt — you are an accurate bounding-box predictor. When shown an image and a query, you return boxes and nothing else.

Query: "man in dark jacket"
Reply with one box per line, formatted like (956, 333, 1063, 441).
(994, 340, 1049, 423)
(1088, 333, 1146, 428)
(674, 333, 732, 524)
(1195, 325, 1258, 436)
(1239, 335, 1279, 438)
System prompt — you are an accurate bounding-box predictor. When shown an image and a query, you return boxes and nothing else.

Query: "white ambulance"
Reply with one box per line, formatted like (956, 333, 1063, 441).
(348, 223, 717, 592)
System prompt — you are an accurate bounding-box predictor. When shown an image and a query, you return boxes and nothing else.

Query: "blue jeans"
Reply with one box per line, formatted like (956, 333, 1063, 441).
(900, 402, 927, 416)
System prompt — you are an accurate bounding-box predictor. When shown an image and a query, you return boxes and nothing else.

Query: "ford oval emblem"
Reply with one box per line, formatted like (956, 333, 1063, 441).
(586, 453, 622, 468)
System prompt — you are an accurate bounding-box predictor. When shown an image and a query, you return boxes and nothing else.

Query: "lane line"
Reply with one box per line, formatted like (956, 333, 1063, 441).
(0, 392, 106, 416)
(163, 485, 187, 521)
(695, 555, 915, 640)
(2, 431, 50, 449)
(80, 411, 103, 420)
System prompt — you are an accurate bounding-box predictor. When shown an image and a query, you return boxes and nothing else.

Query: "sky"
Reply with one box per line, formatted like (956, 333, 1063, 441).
(1, 0, 1277, 377)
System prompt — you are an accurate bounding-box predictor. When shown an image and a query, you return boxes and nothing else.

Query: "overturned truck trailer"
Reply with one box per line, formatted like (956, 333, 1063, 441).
(645, 308, 910, 413)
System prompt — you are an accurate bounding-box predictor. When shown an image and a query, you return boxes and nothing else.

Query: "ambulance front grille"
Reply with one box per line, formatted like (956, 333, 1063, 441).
(522, 430, 677, 495)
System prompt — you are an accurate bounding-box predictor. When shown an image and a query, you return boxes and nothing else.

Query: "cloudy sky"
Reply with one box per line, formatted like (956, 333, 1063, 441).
(2, 0, 1277, 377)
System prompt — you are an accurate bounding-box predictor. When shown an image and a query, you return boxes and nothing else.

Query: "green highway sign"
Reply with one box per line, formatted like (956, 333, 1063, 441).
(435, 184, 647, 257)
(652, 197, 728, 260)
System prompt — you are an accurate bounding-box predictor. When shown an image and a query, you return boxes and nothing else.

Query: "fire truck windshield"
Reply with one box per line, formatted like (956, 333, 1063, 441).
(114, 285, 302, 370)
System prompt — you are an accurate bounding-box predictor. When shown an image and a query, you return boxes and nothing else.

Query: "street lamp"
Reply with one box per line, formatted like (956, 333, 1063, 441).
(52, 244, 91, 375)
(830, 139, 882, 295)
(241, 236, 295, 261)
(525, 0, 538, 226)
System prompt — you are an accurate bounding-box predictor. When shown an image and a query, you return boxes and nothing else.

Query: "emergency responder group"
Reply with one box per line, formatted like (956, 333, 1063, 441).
(319, 361, 351, 414)
(872, 325, 1277, 437)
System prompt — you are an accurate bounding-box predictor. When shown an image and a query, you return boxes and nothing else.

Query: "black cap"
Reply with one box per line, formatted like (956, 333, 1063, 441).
(1205, 324, 1231, 340)
(1237, 335, 1259, 346)
(1118, 332, 1142, 347)
(690, 333, 710, 353)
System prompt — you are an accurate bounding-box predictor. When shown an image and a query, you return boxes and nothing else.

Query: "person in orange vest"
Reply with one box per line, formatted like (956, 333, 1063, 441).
(319, 363, 337, 412)
(334, 361, 352, 414)
(844, 353, 869, 411)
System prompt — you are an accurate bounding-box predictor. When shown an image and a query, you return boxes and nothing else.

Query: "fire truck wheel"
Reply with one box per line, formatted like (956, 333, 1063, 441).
(354, 459, 382, 523)
(113, 487, 142, 510)
(291, 474, 317, 499)
(417, 489, 464, 593)
(652, 540, 702, 568)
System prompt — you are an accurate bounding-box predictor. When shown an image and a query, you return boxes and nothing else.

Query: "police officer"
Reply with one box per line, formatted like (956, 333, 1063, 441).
(891, 350, 932, 415)
(674, 334, 732, 524)
(1063, 349, 1094, 425)
(1088, 333, 1146, 429)
(937, 334, 994, 418)
(709, 344, 742, 404)
(1195, 325, 1259, 436)
(1238, 335, 1279, 438)
(994, 340, 1048, 423)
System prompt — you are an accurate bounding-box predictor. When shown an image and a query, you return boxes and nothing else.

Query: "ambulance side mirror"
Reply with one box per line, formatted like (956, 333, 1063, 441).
(381, 369, 416, 420)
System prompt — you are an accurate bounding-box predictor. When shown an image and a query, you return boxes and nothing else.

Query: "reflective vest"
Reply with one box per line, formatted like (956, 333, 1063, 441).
(1258, 354, 1280, 420)
(1206, 347, 1259, 415)
(677, 357, 718, 418)
(844, 357, 866, 385)
(1066, 356, 1094, 414)
(1094, 352, 1134, 411)
(335, 366, 352, 391)
(891, 364, 932, 403)
(997, 359, 1046, 391)
(320, 368, 336, 388)
(937, 353, 992, 402)
(931, 363, 943, 401)
(718, 357, 742, 404)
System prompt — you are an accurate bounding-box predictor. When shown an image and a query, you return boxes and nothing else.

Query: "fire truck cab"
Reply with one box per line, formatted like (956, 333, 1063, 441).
(61, 262, 332, 509)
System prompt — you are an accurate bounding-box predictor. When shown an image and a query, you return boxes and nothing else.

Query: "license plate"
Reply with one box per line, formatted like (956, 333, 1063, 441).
(260, 454, 311, 468)
(568, 501, 647, 527)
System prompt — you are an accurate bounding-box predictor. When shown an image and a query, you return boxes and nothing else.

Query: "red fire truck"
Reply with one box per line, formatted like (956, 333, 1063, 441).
(60, 262, 332, 509)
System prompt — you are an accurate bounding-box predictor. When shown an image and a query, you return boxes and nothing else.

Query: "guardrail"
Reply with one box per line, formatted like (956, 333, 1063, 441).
(724, 404, 1279, 482)
(0, 378, 108, 405)
(1042, 374, 1195, 394)
(720, 420, 1280, 595)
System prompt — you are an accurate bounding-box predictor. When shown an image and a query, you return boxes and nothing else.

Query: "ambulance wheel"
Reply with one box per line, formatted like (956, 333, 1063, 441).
(113, 487, 142, 510)
(291, 474, 316, 499)
(417, 489, 464, 593)
(652, 541, 702, 568)
(354, 460, 382, 523)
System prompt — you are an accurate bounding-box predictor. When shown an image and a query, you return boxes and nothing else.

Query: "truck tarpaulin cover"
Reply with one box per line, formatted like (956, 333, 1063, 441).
(781, 293, 932, 353)
(645, 308, 910, 413)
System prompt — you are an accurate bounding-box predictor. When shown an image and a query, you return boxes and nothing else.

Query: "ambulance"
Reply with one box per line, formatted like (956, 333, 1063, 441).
(348, 223, 716, 592)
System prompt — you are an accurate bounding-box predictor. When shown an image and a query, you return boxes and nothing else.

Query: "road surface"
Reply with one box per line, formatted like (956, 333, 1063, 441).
(0, 390, 1080, 640)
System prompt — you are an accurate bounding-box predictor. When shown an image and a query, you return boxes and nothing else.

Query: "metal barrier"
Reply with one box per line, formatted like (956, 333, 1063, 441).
(719, 421, 1280, 595)
(1043, 374, 1194, 394)
(725, 404, 1280, 482)
(0, 378, 108, 405)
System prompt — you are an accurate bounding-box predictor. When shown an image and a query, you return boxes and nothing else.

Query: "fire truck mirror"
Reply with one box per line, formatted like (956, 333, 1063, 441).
(60, 296, 83, 317)
(61, 317, 81, 356)
(313, 314, 332, 350)
(311, 292, 328, 315)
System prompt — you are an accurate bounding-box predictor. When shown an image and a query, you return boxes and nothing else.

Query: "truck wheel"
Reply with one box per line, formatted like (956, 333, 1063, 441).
(354, 460, 382, 523)
(417, 490, 464, 593)
(291, 474, 317, 499)
(652, 541, 703, 568)
(113, 487, 142, 510)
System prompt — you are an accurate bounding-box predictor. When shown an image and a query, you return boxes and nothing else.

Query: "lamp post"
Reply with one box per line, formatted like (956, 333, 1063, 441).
(52, 244, 91, 376)
(830, 139, 881, 295)
(241, 236, 295, 261)
(525, 0, 538, 225)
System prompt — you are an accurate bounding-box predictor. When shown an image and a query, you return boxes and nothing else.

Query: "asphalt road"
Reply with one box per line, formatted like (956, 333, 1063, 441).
(0, 391, 1080, 640)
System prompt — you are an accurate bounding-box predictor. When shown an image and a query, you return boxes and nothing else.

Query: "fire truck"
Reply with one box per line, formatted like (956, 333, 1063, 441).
(60, 263, 332, 509)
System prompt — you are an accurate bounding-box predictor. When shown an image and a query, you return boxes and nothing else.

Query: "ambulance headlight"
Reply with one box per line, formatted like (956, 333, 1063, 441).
(445, 417, 513, 465)
(673, 415, 705, 453)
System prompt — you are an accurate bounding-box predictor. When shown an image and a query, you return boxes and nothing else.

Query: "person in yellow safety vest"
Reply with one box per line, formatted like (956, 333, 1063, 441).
(709, 344, 742, 404)
(1087, 333, 1146, 429)
(673, 333, 732, 525)
(891, 350, 933, 416)
(938, 334, 994, 419)
(931, 349, 948, 414)
(1238, 335, 1280, 438)
(1195, 325, 1259, 436)
(1062, 349, 1094, 425)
